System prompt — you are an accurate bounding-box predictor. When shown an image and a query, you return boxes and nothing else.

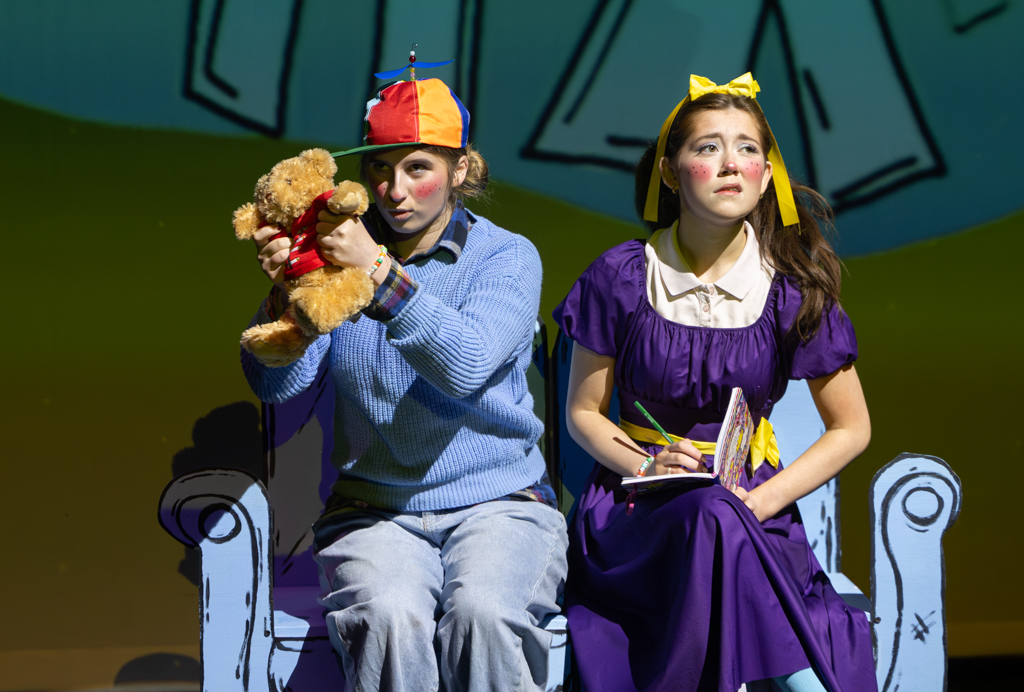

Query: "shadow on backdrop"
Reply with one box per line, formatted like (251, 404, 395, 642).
(171, 401, 264, 586)
(114, 652, 201, 685)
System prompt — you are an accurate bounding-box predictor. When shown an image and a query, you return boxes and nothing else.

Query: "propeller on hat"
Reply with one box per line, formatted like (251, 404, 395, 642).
(374, 43, 454, 80)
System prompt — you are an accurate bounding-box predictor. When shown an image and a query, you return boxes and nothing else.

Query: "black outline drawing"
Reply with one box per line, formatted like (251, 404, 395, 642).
(183, 0, 305, 138)
(802, 68, 830, 131)
(563, 0, 633, 125)
(203, 0, 240, 99)
(745, 0, 818, 190)
(455, 0, 484, 130)
(912, 610, 937, 642)
(521, 0, 947, 214)
(870, 454, 962, 692)
(836, 0, 947, 212)
(949, 0, 1009, 33)
(804, 476, 839, 574)
(520, 0, 632, 172)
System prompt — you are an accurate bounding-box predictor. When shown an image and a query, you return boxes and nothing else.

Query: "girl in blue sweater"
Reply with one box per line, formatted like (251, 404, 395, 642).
(242, 78, 567, 692)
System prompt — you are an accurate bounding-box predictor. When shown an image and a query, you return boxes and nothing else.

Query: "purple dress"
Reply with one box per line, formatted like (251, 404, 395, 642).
(553, 241, 876, 692)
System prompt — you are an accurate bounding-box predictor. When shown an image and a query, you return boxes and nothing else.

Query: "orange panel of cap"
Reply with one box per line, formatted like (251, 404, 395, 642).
(415, 80, 463, 148)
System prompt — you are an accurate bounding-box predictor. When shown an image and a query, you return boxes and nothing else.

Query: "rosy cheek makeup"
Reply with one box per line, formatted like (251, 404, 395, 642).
(373, 181, 388, 199)
(414, 180, 442, 200)
(688, 163, 714, 182)
(742, 162, 762, 180)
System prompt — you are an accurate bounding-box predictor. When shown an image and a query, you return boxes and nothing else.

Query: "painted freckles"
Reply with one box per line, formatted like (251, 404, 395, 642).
(743, 162, 762, 180)
(414, 182, 442, 200)
(689, 164, 714, 181)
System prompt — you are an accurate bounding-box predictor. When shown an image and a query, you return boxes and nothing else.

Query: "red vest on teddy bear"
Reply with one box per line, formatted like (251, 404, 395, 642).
(273, 190, 335, 281)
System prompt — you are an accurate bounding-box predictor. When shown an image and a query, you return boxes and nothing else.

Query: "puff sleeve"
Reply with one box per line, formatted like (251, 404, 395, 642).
(775, 275, 858, 381)
(553, 241, 644, 358)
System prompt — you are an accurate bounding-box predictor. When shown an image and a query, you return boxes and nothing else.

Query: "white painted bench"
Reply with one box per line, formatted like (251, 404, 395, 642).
(159, 326, 960, 691)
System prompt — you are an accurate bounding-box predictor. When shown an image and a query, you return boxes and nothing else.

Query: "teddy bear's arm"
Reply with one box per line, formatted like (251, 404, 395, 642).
(241, 318, 331, 402)
(233, 202, 263, 240)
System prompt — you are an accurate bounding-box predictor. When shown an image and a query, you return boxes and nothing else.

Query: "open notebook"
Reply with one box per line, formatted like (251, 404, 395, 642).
(621, 388, 753, 494)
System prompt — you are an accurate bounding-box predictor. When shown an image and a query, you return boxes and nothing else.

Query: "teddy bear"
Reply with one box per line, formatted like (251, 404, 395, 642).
(233, 148, 375, 366)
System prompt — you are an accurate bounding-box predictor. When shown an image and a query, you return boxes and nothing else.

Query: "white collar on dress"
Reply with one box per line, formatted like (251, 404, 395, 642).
(652, 220, 767, 300)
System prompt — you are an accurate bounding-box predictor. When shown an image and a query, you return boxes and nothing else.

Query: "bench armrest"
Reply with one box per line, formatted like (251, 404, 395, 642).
(871, 454, 962, 692)
(159, 469, 275, 692)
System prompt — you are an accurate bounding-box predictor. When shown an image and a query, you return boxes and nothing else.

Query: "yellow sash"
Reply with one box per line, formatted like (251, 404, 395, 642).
(617, 417, 780, 473)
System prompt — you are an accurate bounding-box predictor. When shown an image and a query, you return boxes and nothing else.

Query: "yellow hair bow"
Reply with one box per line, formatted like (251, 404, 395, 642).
(643, 72, 799, 228)
(688, 73, 761, 100)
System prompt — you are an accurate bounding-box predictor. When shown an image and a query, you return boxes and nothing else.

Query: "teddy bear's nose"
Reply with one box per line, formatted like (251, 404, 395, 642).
(286, 179, 292, 185)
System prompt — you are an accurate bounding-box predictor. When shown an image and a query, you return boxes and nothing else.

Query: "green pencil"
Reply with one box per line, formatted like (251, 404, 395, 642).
(633, 401, 675, 447)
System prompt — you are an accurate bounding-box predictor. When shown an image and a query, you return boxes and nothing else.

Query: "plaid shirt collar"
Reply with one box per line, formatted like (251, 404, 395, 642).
(364, 202, 472, 264)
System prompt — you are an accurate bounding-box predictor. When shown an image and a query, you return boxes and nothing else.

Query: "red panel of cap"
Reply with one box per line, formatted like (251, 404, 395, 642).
(366, 82, 420, 145)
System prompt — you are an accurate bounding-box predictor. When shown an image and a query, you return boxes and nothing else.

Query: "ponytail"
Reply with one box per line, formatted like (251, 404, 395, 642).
(421, 144, 490, 206)
(454, 145, 489, 202)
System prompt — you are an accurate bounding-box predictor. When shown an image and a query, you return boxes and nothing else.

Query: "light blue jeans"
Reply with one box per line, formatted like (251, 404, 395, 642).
(313, 498, 568, 692)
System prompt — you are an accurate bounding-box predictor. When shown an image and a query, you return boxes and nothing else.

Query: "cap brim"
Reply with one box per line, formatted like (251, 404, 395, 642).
(331, 142, 422, 157)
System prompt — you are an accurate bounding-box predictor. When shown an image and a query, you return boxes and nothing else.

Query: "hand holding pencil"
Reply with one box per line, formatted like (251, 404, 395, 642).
(632, 402, 705, 476)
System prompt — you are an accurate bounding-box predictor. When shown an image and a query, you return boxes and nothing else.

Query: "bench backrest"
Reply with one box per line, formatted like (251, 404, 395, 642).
(262, 326, 844, 583)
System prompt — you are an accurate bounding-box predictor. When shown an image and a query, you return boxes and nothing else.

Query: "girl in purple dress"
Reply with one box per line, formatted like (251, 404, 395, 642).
(553, 74, 876, 692)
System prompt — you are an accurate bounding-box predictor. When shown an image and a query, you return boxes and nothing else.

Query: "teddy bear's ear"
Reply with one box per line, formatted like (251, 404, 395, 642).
(253, 173, 270, 203)
(300, 148, 338, 179)
(233, 202, 261, 240)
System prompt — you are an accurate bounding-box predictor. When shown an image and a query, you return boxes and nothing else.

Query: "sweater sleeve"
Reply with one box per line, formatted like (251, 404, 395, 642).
(381, 234, 542, 400)
(240, 297, 331, 403)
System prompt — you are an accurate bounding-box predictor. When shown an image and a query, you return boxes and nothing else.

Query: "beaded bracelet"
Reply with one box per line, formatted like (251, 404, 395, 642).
(367, 244, 388, 277)
(636, 456, 654, 478)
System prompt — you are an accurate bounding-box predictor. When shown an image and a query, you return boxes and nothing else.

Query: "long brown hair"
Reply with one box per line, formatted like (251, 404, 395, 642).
(634, 93, 842, 340)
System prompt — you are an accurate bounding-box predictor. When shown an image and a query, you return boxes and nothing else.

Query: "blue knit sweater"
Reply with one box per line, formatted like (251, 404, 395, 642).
(242, 214, 546, 511)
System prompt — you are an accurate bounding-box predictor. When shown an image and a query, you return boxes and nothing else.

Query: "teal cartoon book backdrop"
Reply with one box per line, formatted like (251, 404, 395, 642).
(1, 1, 1021, 688)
